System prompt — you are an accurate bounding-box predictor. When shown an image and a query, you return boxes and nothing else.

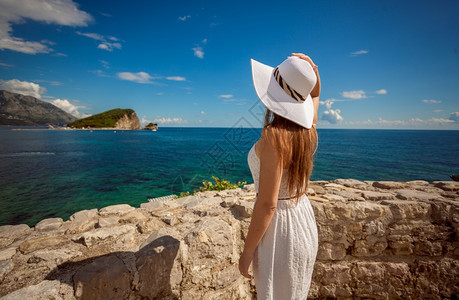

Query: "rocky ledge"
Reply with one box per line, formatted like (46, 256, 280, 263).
(0, 179, 458, 299)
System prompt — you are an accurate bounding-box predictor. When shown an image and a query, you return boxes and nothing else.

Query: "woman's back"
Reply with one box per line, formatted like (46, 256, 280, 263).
(248, 141, 304, 200)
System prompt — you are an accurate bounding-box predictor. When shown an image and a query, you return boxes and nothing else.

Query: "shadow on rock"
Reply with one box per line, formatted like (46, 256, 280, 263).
(45, 235, 181, 300)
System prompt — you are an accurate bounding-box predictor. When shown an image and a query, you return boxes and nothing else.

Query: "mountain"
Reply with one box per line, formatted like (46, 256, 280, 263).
(67, 108, 141, 129)
(0, 90, 78, 126)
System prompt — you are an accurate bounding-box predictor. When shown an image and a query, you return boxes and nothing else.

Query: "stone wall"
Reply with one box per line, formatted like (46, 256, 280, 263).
(0, 179, 457, 299)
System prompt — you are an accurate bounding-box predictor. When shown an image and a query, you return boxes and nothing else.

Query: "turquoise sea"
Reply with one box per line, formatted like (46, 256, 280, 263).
(1, 126, 458, 226)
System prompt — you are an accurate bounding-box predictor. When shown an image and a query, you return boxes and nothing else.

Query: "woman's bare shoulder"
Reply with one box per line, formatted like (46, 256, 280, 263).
(257, 134, 280, 162)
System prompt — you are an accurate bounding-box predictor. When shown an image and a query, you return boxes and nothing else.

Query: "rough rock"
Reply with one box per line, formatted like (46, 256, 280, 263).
(381, 200, 431, 220)
(28, 248, 82, 267)
(242, 184, 255, 192)
(99, 204, 135, 216)
(0, 224, 31, 239)
(0, 247, 17, 261)
(0, 259, 14, 282)
(395, 189, 442, 201)
(361, 190, 395, 201)
(373, 181, 407, 189)
(65, 208, 98, 234)
(136, 233, 182, 298)
(18, 236, 67, 255)
(334, 178, 368, 189)
(34, 218, 63, 232)
(97, 215, 119, 228)
(221, 196, 238, 208)
(321, 194, 346, 202)
(333, 190, 365, 201)
(317, 242, 346, 260)
(119, 210, 147, 224)
(0, 280, 62, 300)
(233, 200, 253, 218)
(73, 254, 132, 300)
(323, 183, 347, 191)
(140, 200, 164, 211)
(72, 224, 136, 247)
(187, 196, 222, 210)
(433, 181, 459, 191)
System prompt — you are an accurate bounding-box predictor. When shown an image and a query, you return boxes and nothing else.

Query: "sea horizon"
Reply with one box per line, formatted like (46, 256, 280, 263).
(2, 125, 459, 131)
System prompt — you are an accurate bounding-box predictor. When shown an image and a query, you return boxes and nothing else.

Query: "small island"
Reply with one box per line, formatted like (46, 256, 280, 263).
(67, 108, 141, 130)
(142, 122, 158, 131)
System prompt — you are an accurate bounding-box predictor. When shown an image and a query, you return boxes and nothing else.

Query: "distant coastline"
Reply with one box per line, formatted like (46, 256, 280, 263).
(2, 125, 459, 131)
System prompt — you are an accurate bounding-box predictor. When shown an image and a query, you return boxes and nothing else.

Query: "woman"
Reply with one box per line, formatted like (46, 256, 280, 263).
(239, 53, 320, 299)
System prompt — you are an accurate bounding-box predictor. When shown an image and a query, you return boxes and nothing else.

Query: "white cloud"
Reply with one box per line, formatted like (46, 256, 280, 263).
(90, 69, 111, 77)
(220, 94, 246, 105)
(0, 62, 14, 68)
(351, 50, 369, 56)
(178, 15, 191, 21)
(97, 42, 121, 51)
(192, 46, 204, 59)
(100, 60, 110, 69)
(320, 99, 343, 124)
(0, 79, 46, 99)
(422, 99, 442, 104)
(321, 109, 343, 124)
(0, 0, 92, 54)
(97, 43, 109, 51)
(320, 99, 336, 109)
(153, 117, 187, 124)
(376, 117, 407, 126)
(77, 31, 122, 51)
(342, 90, 367, 99)
(449, 112, 459, 123)
(76, 31, 104, 41)
(49, 98, 88, 118)
(410, 117, 454, 125)
(141, 116, 153, 124)
(202, 38, 207, 44)
(117, 72, 155, 84)
(0, 38, 52, 54)
(115, 72, 186, 83)
(201, 111, 206, 115)
(353, 117, 456, 127)
(34, 79, 62, 86)
(166, 76, 186, 81)
(375, 89, 387, 95)
(434, 109, 443, 113)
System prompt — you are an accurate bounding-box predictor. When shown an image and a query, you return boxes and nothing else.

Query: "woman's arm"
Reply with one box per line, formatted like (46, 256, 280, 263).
(238, 133, 283, 279)
(311, 66, 321, 125)
(291, 53, 321, 125)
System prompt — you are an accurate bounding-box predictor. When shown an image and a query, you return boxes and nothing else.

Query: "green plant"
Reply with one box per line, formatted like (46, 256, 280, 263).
(199, 176, 247, 192)
(173, 176, 247, 199)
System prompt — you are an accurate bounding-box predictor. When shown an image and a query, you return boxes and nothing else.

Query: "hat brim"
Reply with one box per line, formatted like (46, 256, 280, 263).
(251, 58, 314, 129)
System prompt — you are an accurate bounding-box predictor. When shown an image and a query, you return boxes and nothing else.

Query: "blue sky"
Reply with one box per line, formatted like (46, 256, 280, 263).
(0, 0, 458, 129)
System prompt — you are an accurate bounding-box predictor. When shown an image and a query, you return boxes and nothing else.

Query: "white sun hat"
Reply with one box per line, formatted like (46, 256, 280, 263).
(251, 56, 317, 129)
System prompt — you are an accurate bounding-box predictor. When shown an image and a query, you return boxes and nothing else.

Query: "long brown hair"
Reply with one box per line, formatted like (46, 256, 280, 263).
(262, 109, 318, 204)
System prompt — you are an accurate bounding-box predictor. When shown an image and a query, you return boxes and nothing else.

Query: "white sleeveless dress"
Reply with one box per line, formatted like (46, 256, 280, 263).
(247, 142, 319, 300)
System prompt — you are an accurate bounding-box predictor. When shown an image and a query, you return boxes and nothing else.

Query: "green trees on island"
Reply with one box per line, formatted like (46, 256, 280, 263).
(67, 108, 135, 128)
